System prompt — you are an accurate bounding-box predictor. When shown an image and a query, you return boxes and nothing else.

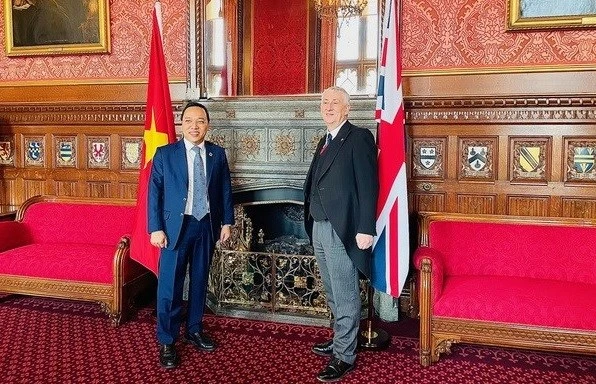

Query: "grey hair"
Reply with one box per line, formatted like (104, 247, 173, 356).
(322, 86, 350, 105)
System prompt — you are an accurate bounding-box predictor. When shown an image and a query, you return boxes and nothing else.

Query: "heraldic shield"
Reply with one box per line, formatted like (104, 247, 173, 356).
(0, 141, 12, 162)
(92, 142, 107, 163)
(467, 146, 487, 172)
(574, 147, 595, 174)
(420, 147, 436, 169)
(59, 142, 74, 163)
(519, 146, 541, 173)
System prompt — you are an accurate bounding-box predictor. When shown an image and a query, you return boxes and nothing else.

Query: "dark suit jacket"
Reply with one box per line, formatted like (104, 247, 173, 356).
(304, 121, 379, 277)
(148, 139, 234, 249)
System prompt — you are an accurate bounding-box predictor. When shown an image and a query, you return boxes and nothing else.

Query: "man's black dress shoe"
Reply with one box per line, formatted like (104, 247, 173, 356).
(312, 339, 333, 357)
(159, 344, 180, 369)
(317, 357, 355, 382)
(185, 331, 217, 352)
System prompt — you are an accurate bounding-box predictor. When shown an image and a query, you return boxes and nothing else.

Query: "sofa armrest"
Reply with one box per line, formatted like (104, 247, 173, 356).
(0, 222, 32, 252)
(414, 246, 445, 304)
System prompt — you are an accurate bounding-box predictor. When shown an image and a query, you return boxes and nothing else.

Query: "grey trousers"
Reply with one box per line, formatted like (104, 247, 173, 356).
(313, 220, 361, 365)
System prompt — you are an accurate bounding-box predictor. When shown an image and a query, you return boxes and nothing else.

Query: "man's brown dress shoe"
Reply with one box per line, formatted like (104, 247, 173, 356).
(317, 357, 355, 382)
(312, 339, 333, 357)
(185, 331, 217, 352)
(159, 344, 180, 369)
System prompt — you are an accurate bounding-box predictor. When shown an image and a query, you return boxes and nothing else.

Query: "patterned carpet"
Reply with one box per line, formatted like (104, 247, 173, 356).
(0, 295, 594, 384)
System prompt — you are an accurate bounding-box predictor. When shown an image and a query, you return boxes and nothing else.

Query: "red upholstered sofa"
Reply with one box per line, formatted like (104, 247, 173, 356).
(0, 196, 154, 326)
(414, 212, 596, 366)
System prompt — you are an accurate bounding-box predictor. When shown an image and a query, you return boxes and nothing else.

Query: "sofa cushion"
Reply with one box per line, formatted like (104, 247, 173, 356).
(21, 202, 135, 246)
(428, 220, 596, 285)
(0, 243, 117, 284)
(434, 275, 596, 331)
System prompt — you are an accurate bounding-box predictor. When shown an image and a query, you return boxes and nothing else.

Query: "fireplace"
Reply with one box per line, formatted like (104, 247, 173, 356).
(198, 97, 403, 325)
(206, 186, 365, 326)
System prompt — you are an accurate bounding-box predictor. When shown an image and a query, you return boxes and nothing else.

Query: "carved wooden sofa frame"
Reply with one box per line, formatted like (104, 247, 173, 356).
(414, 212, 596, 367)
(0, 195, 154, 326)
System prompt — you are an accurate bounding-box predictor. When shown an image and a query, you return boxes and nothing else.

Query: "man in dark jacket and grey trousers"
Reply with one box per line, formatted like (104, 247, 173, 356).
(304, 86, 379, 382)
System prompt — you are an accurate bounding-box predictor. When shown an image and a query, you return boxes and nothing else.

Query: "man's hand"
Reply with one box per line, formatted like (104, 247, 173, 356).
(355, 233, 373, 250)
(150, 231, 167, 248)
(220, 225, 231, 244)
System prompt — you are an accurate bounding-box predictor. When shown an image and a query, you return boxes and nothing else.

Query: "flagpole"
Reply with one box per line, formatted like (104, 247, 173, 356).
(359, 0, 402, 350)
(358, 283, 390, 350)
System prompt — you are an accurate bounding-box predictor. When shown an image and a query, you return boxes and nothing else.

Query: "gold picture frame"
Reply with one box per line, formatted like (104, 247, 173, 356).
(3, 0, 110, 56)
(508, 0, 596, 30)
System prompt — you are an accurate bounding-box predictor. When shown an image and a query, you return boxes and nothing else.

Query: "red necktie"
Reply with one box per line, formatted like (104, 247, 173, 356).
(320, 133, 332, 154)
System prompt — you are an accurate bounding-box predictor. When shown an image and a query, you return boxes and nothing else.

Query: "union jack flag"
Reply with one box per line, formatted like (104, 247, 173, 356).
(371, 0, 409, 297)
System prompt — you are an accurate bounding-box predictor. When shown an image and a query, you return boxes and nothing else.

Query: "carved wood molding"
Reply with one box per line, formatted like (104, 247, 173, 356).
(407, 109, 596, 123)
(433, 318, 596, 351)
(0, 275, 113, 299)
(0, 103, 148, 125)
(405, 96, 596, 123)
(407, 96, 596, 109)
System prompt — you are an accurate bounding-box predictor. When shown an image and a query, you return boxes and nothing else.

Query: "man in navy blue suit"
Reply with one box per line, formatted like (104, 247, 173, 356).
(148, 101, 234, 369)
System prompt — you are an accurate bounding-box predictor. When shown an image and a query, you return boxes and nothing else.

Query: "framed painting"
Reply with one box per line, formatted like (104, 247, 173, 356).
(508, 0, 596, 30)
(3, 0, 110, 56)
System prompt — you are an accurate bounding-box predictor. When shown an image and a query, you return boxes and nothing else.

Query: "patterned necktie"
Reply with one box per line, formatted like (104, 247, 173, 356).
(320, 133, 332, 154)
(191, 146, 208, 220)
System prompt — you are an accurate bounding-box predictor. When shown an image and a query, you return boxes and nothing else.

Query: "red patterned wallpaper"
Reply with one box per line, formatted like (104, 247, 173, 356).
(0, 0, 594, 85)
(251, 0, 308, 95)
(0, 0, 186, 83)
(403, 0, 596, 72)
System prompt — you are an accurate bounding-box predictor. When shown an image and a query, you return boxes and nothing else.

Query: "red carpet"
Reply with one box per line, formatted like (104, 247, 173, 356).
(0, 295, 594, 384)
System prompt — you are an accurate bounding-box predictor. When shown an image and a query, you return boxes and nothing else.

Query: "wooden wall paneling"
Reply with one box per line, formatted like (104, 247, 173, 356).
(561, 198, 596, 218)
(406, 76, 596, 218)
(457, 136, 498, 182)
(506, 195, 550, 217)
(455, 194, 496, 215)
(403, 71, 596, 99)
(22, 178, 46, 201)
(497, 133, 509, 187)
(119, 182, 139, 200)
(0, 83, 186, 104)
(86, 181, 112, 198)
(508, 136, 552, 184)
(54, 179, 79, 197)
(0, 176, 17, 211)
(2, 76, 596, 220)
(550, 135, 563, 183)
(0, 97, 149, 206)
(549, 196, 562, 217)
(563, 136, 596, 184)
(410, 192, 446, 212)
(446, 135, 458, 181)
(410, 136, 447, 180)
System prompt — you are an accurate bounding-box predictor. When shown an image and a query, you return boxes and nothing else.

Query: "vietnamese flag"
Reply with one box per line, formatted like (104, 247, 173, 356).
(130, 1, 176, 274)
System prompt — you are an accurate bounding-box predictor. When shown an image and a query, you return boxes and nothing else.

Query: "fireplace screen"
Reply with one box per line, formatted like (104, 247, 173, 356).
(207, 203, 367, 325)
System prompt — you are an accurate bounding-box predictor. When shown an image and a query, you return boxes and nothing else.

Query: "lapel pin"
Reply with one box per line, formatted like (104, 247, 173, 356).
(209, 152, 213, 156)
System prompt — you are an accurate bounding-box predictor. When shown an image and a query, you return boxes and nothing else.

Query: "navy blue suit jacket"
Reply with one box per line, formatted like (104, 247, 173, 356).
(147, 139, 234, 250)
